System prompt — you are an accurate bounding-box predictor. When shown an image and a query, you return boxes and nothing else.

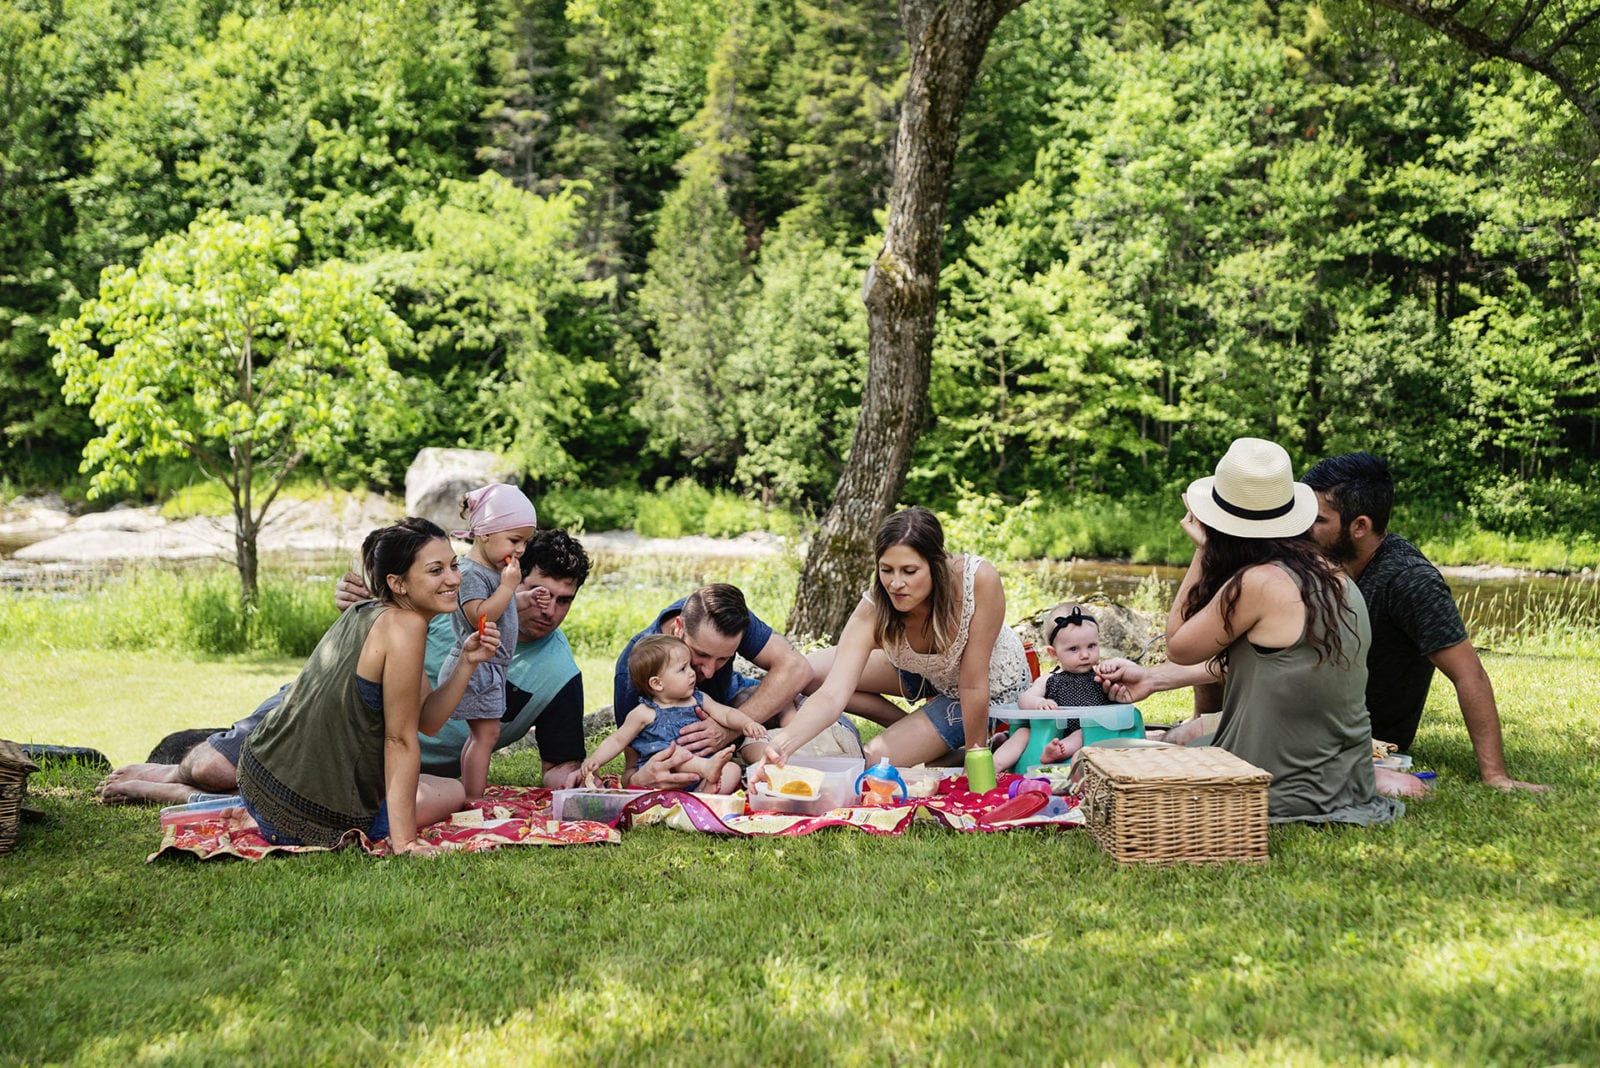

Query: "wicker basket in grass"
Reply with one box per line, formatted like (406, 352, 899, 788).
(1078, 744, 1271, 865)
(0, 739, 40, 856)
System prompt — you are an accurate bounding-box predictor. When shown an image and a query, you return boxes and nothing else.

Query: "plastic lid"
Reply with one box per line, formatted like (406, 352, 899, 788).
(1074, 704, 1140, 731)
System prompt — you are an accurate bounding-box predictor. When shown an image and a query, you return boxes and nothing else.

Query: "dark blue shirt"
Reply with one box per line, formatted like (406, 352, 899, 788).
(612, 598, 775, 727)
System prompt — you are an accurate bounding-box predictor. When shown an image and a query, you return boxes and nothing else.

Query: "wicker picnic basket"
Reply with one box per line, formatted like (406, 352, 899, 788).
(0, 739, 40, 855)
(1078, 744, 1271, 865)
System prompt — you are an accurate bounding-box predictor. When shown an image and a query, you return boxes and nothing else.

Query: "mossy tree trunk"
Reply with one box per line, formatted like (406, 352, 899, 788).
(788, 0, 1028, 643)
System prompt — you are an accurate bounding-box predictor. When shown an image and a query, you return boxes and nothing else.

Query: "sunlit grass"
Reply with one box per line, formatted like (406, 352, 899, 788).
(4, 512, 1596, 1062)
(4, 652, 1596, 1066)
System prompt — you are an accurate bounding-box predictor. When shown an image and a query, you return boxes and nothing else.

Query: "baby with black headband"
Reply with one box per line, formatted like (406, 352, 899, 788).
(993, 602, 1114, 772)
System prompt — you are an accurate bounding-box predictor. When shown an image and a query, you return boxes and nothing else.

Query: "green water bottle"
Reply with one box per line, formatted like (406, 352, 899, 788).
(964, 744, 997, 794)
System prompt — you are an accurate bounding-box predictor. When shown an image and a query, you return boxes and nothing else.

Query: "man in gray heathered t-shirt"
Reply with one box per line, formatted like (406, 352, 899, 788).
(1097, 452, 1548, 796)
(1301, 452, 1546, 793)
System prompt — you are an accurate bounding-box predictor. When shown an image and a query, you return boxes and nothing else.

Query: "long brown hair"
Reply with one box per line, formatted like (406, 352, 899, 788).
(1181, 526, 1358, 670)
(871, 507, 958, 652)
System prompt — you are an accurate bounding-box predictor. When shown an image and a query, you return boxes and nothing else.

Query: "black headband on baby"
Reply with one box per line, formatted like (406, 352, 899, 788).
(1047, 608, 1096, 645)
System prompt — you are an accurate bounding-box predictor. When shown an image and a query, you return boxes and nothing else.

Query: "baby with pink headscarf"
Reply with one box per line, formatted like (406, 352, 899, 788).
(439, 483, 542, 802)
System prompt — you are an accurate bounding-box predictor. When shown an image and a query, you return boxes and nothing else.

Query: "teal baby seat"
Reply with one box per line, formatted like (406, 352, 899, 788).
(1009, 704, 1145, 772)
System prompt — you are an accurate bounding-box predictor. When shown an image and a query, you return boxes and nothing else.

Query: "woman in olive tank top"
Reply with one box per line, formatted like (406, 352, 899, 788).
(238, 518, 502, 854)
(1164, 439, 1401, 825)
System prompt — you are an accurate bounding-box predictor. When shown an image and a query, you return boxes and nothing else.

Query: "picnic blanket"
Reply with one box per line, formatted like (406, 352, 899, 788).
(148, 774, 1081, 861)
(148, 785, 620, 862)
(622, 773, 1084, 837)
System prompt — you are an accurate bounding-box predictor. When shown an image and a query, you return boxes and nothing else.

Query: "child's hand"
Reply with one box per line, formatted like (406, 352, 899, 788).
(499, 553, 521, 587)
(463, 621, 501, 665)
(742, 721, 769, 741)
(526, 584, 553, 614)
(578, 757, 600, 785)
(1018, 693, 1058, 710)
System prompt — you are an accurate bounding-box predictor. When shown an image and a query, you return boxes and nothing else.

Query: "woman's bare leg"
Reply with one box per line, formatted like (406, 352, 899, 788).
(864, 710, 953, 767)
(805, 647, 915, 727)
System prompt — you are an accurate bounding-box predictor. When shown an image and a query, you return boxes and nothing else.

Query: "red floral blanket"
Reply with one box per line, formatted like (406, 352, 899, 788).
(147, 775, 1080, 861)
(147, 785, 619, 862)
(621, 773, 1083, 836)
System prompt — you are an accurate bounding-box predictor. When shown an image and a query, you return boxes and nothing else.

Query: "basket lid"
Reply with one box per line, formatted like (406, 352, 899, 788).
(1082, 744, 1270, 785)
(0, 740, 40, 774)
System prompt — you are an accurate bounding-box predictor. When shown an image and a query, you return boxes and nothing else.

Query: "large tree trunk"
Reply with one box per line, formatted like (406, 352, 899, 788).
(787, 0, 1027, 643)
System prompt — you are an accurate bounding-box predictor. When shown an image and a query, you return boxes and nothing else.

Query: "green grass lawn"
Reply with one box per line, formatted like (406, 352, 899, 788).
(3, 651, 1597, 1065)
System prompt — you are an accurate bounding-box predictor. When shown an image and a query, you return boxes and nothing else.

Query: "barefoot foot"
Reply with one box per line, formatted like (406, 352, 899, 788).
(97, 778, 200, 805)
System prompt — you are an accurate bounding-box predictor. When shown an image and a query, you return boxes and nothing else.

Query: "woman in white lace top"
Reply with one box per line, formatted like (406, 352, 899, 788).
(760, 507, 1029, 769)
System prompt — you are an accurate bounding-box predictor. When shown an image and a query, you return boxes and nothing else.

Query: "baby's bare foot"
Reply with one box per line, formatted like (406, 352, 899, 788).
(700, 745, 738, 794)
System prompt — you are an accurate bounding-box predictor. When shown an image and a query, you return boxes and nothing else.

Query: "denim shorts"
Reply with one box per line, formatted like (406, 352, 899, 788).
(897, 670, 966, 750)
(242, 796, 390, 846)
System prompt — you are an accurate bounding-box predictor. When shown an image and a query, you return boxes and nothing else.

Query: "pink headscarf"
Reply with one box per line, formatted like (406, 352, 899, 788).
(451, 483, 537, 540)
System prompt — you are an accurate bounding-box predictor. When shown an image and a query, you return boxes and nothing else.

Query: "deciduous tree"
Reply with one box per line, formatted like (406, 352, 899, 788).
(51, 211, 410, 608)
(788, 0, 1027, 642)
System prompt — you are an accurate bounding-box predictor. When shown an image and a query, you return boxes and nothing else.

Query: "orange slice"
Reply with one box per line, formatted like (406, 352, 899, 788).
(766, 764, 824, 799)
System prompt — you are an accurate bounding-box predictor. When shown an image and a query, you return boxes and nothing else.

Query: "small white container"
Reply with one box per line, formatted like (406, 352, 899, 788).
(899, 764, 960, 799)
(749, 755, 864, 815)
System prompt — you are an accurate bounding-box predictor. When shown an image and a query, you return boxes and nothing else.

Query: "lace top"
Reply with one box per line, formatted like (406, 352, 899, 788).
(873, 554, 1030, 703)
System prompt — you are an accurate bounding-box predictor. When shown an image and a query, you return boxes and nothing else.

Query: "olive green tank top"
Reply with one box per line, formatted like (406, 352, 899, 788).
(239, 601, 390, 846)
(1212, 565, 1401, 825)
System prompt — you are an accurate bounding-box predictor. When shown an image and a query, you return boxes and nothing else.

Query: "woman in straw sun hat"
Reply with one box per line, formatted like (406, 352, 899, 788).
(1164, 438, 1402, 824)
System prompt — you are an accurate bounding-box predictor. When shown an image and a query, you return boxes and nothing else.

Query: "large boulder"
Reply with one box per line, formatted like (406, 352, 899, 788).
(405, 448, 519, 536)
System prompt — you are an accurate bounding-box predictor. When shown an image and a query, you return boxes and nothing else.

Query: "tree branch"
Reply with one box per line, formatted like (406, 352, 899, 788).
(254, 449, 307, 528)
(1373, 0, 1600, 141)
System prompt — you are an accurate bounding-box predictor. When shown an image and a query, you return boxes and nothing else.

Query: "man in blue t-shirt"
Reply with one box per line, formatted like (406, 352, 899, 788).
(613, 583, 814, 786)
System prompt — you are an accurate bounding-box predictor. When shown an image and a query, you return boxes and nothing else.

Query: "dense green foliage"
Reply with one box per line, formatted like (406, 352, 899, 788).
(4, 0, 1598, 545)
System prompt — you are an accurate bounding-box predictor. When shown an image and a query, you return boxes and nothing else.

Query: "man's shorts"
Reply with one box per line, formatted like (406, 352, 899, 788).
(206, 685, 285, 766)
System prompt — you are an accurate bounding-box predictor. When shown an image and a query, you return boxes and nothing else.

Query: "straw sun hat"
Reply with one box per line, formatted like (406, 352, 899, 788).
(1185, 438, 1317, 539)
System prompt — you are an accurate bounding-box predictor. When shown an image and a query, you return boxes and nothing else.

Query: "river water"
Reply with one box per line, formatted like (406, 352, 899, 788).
(3, 539, 1595, 640)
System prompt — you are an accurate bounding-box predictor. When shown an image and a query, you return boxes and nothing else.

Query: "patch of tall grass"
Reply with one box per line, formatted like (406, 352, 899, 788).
(0, 563, 338, 657)
(1399, 502, 1600, 571)
(1457, 576, 1600, 658)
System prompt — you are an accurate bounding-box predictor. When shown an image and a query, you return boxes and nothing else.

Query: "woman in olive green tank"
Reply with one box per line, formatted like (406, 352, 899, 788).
(238, 518, 502, 854)
(1165, 439, 1402, 825)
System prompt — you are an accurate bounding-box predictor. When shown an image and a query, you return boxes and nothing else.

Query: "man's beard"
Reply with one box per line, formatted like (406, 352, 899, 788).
(1324, 524, 1358, 564)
